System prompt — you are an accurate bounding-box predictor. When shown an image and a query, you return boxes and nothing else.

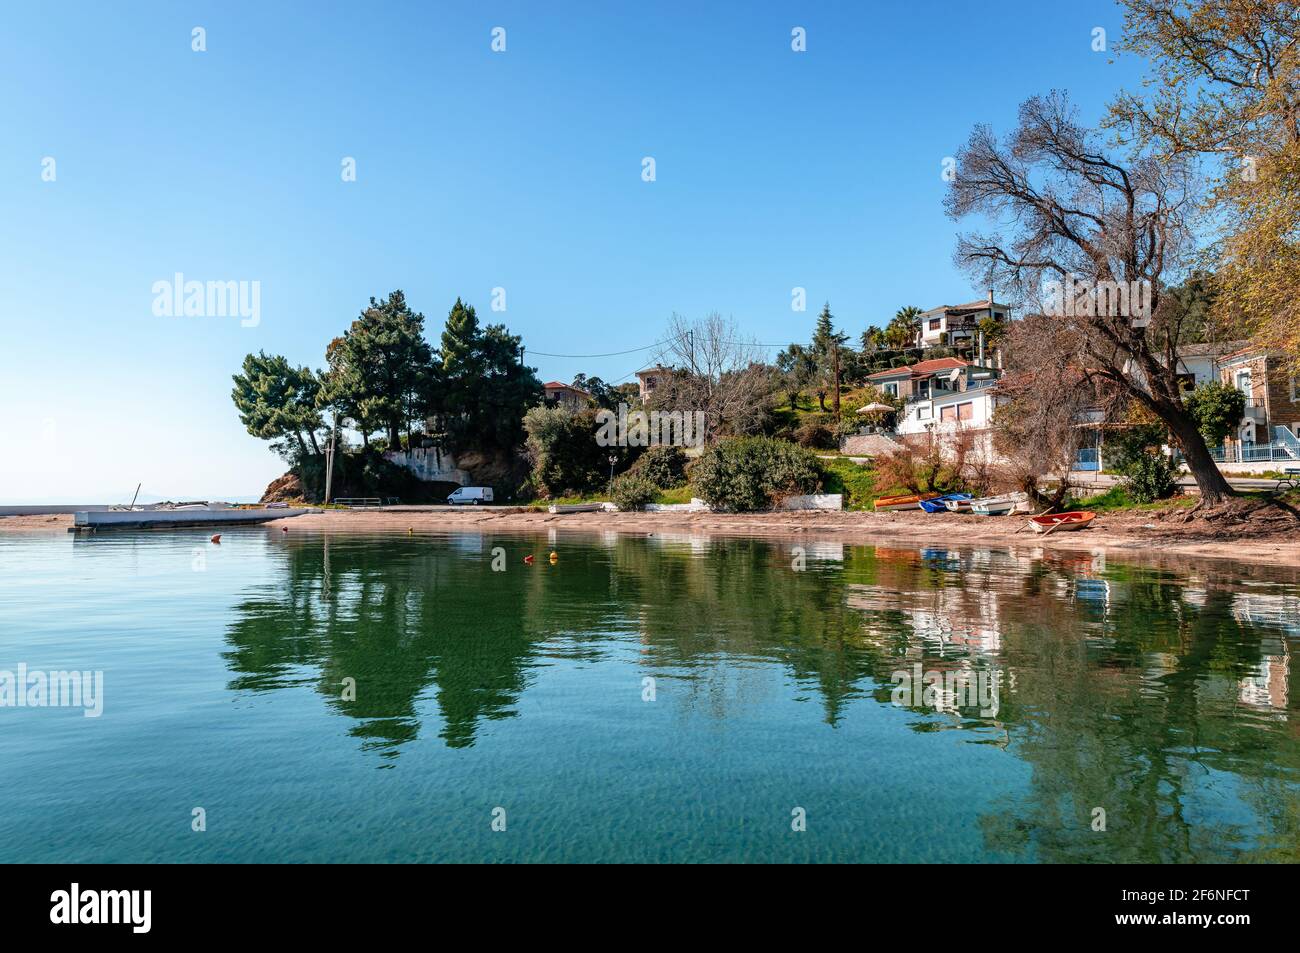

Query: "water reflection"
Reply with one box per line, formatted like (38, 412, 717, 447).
(221, 531, 1300, 860)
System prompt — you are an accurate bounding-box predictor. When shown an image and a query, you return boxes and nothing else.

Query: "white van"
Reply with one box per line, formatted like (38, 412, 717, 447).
(446, 486, 493, 506)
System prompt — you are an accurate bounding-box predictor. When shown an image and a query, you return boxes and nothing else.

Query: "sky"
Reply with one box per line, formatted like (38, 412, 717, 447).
(0, 0, 1145, 502)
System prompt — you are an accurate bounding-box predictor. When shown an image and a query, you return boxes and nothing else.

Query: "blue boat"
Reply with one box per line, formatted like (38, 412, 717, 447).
(918, 493, 972, 513)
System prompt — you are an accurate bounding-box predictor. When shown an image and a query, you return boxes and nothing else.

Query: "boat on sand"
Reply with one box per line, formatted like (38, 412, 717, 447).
(874, 492, 941, 512)
(969, 492, 1030, 516)
(1028, 511, 1096, 534)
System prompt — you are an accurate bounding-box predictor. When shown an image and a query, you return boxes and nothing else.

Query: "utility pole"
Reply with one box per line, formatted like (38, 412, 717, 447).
(832, 340, 841, 419)
(323, 417, 338, 505)
(688, 330, 696, 375)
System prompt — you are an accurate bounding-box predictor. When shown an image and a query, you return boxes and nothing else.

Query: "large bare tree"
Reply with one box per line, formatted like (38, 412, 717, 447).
(650, 312, 773, 442)
(945, 91, 1235, 504)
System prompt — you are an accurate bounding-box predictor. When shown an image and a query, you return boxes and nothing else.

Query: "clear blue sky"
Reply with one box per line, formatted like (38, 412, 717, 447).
(0, 0, 1140, 502)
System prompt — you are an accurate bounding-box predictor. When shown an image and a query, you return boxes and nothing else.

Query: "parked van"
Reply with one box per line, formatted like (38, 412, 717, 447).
(446, 486, 493, 506)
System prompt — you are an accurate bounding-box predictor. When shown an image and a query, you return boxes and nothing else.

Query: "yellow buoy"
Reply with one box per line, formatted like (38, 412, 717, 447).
(548, 551, 558, 564)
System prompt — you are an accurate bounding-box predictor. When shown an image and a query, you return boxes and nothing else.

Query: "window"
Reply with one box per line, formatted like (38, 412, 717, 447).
(1292, 375, 1299, 402)
(929, 318, 942, 331)
(1235, 369, 1252, 394)
(941, 402, 974, 423)
(917, 405, 931, 420)
(883, 382, 898, 397)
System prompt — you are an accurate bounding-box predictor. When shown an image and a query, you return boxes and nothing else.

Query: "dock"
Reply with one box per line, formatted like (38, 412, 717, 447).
(71, 507, 312, 531)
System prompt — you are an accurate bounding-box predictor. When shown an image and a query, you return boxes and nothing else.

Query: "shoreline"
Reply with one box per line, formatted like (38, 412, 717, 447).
(7, 506, 1299, 568)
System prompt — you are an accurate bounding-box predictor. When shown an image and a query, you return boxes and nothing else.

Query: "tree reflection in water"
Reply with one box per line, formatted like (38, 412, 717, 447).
(222, 531, 1299, 860)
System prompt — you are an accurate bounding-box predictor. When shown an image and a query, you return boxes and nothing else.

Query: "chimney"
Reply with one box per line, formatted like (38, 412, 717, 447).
(987, 288, 994, 306)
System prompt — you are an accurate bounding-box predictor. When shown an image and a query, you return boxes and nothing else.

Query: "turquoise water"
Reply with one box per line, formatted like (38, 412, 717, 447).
(0, 529, 1296, 863)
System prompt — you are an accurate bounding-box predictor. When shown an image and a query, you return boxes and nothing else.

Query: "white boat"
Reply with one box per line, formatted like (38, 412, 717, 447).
(970, 491, 1031, 516)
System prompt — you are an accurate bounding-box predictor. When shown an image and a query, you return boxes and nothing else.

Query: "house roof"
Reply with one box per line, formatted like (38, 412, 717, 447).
(921, 299, 1009, 317)
(635, 365, 671, 377)
(543, 381, 590, 395)
(1177, 340, 1251, 359)
(867, 357, 970, 380)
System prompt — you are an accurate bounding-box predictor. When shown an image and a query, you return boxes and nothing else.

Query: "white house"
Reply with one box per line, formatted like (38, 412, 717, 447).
(895, 381, 1006, 466)
(916, 291, 1010, 352)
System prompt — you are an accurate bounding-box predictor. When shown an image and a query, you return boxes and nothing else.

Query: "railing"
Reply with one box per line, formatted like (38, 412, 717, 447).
(1274, 426, 1300, 459)
(1196, 442, 1296, 464)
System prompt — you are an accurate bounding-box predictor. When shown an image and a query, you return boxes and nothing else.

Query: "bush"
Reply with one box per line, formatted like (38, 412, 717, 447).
(1183, 381, 1246, 447)
(524, 405, 633, 497)
(609, 471, 660, 510)
(628, 445, 688, 489)
(793, 415, 837, 449)
(692, 437, 822, 512)
(1121, 452, 1179, 503)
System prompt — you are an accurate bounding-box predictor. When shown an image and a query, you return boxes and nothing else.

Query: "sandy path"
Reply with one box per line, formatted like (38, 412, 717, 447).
(5, 507, 1297, 568)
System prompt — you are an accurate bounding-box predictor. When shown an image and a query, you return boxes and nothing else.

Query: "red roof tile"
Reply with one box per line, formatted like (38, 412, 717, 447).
(867, 357, 970, 380)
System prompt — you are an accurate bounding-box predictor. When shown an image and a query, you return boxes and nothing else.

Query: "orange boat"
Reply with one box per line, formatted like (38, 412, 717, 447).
(1029, 511, 1096, 534)
(874, 492, 941, 512)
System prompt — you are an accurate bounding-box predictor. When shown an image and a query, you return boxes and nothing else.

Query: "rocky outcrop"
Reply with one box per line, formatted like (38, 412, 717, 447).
(260, 471, 306, 504)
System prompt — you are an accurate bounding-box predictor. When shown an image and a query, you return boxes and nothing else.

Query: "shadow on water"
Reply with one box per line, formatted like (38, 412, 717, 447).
(220, 531, 1300, 862)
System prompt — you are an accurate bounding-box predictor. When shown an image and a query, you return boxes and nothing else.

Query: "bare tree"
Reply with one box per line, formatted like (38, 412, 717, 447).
(945, 91, 1235, 504)
(992, 316, 1122, 508)
(650, 312, 774, 441)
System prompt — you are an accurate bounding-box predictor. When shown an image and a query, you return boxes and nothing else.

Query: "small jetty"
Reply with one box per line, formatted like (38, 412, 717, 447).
(71, 506, 311, 532)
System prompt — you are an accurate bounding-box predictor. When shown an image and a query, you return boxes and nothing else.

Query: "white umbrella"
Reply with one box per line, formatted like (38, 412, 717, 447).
(857, 402, 894, 414)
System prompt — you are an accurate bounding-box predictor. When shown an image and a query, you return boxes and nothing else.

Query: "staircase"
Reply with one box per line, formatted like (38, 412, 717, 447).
(1273, 426, 1300, 460)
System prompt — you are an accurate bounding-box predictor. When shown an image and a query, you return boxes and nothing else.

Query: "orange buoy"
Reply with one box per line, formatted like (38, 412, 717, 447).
(524, 554, 535, 565)
(210, 534, 221, 544)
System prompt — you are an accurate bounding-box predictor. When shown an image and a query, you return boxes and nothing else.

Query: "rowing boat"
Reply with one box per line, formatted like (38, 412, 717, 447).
(919, 493, 971, 513)
(874, 492, 941, 512)
(969, 492, 1030, 516)
(1028, 511, 1096, 534)
(942, 495, 976, 513)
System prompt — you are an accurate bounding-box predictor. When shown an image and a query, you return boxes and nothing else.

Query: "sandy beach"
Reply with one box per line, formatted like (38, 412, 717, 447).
(8, 503, 1298, 568)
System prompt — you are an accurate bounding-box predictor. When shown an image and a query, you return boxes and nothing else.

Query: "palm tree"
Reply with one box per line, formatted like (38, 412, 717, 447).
(884, 306, 922, 351)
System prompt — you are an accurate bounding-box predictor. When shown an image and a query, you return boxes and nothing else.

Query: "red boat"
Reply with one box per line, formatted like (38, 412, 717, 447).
(1029, 511, 1096, 534)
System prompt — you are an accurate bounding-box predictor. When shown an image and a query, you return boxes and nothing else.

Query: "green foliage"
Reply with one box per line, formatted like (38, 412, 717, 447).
(231, 351, 323, 460)
(609, 471, 660, 510)
(1107, 422, 1168, 474)
(432, 298, 543, 452)
(1183, 380, 1246, 447)
(818, 457, 877, 510)
(775, 344, 816, 410)
(329, 291, 433, 448)
(692, 437, 822, 512)
(793, 414, 837, 449)
(1121, 452, 1180, 503)
(524, 405, 633, 497)
(628, 445, 688, 489)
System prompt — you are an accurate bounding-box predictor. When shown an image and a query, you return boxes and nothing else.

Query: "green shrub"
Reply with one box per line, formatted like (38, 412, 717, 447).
(793, 415, 838, 449)
(1183, 381, 1247, 447)
(692, 437, 822, 512)
(1121, 452, 1179, 503)
(628, 445, 688, 489)
(609, 471, 660, 510)
(524, 405, 633, 497)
